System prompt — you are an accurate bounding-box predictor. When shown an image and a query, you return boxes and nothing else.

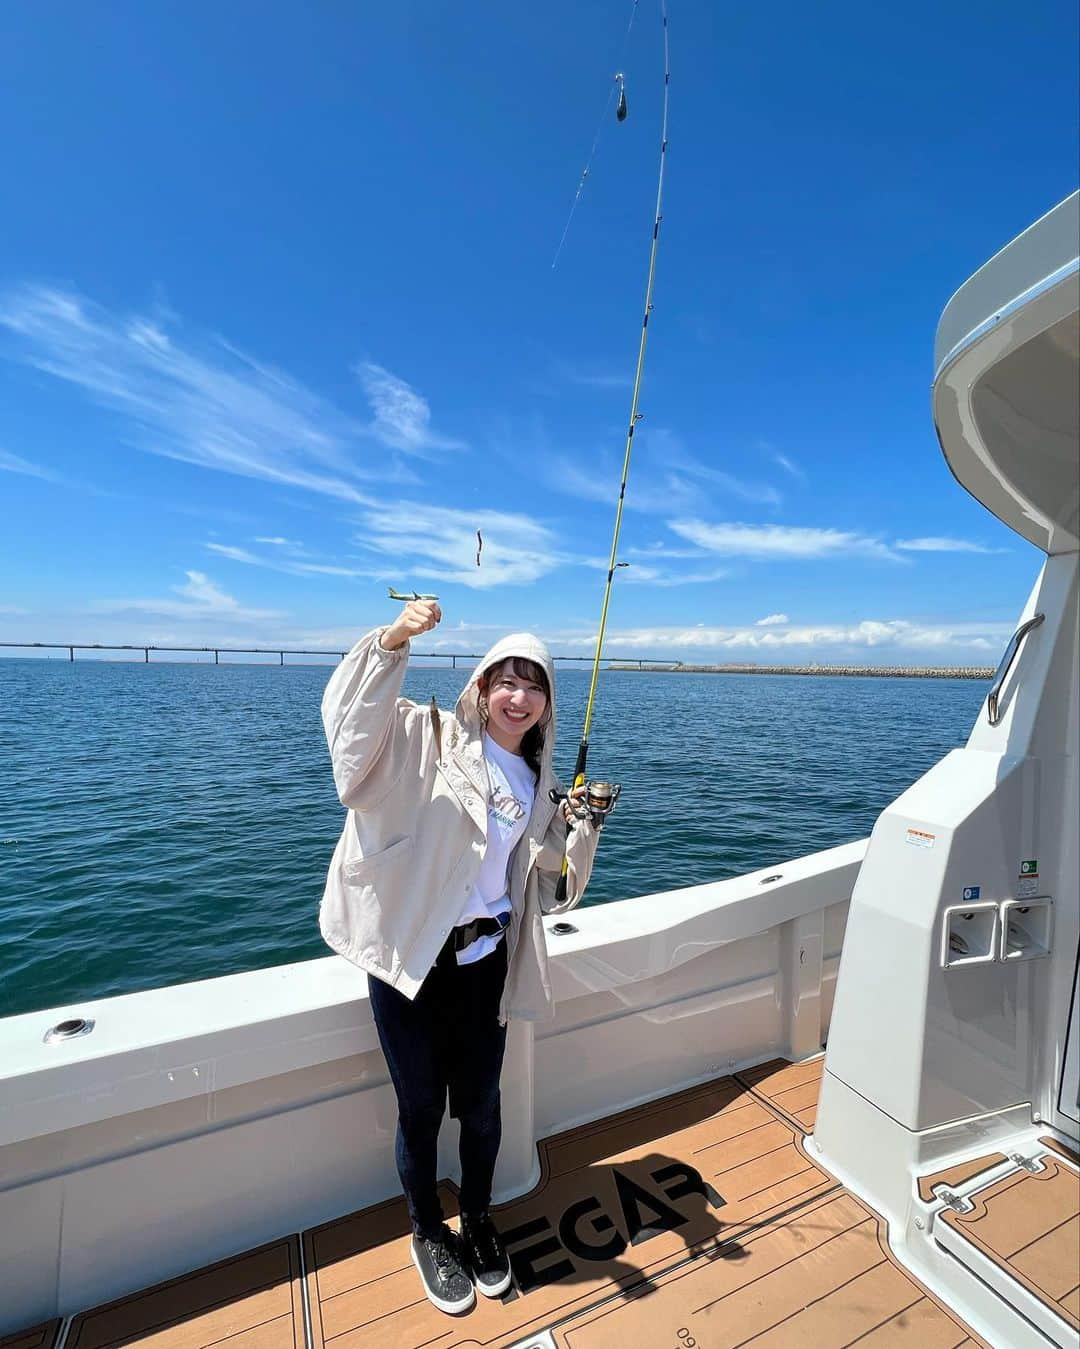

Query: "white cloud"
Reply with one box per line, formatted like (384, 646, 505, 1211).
(558, 617, 1006, 657)
(549, 457, 625, 508)
(0, 448, 62, 482)
(291, 562, 372, 577)
(895, 536, 1003, 554)
(619, 564, 731, 588)
(576, 551, 730, 587)
(354, 502, 560, 589)
(95, 570, 284, 624)
(205, 540, 374, 580)
(548, 433, 782, 515)
(355, 361, 465, 456)
(756, 613, 789, 625)
(550, 457, 772, 516)
(627, 543, 708, 561)
(254, 536, 303, 548)
(206, 543, 261, 565)
(772, 452, 806, 483)
(206, 501, 567, 590)
(671, 519, 903, 562)
(659, 441, 783, 508)
(556, 363, 632, 390)
(175, 572, 244, 610)
(0, 285, 453, 502)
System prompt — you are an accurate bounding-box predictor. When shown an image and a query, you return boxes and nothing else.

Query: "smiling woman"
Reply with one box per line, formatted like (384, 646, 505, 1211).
(477, 656, 551, 769)
(317, 597, 599, 1313)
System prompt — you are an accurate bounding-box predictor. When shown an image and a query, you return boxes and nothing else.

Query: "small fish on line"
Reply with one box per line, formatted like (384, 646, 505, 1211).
(388, 587, 440, 602)
(615, 72, 628, 121)
(476, 530, 483, 568)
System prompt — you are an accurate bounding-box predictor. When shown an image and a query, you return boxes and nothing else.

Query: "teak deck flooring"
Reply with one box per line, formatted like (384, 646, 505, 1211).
(28, 1056, 1006, 1349)
(304, 1065, 843, 1348)
(734, 1055, 824, 1132)
(939, 1146, 1080, 1331)
(64, 1239, 306, 1349)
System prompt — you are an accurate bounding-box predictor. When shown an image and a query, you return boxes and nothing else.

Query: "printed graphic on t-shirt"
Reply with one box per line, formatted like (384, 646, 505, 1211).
(455, 735, 536, 957)
(489, 783, 527, 832)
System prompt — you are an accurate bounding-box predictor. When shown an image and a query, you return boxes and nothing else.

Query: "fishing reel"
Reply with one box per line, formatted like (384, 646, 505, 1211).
(549, 780, 622, 831)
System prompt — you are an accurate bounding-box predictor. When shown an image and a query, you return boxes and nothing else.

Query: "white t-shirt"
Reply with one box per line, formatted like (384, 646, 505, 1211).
(455, 733, 536, 965)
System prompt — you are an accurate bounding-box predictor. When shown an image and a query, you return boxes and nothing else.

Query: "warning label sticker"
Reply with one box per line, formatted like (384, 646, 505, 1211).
(905, 828, 936, 850)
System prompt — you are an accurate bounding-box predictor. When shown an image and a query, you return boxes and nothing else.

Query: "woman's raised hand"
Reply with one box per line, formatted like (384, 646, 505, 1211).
(381, 599, 442, 651)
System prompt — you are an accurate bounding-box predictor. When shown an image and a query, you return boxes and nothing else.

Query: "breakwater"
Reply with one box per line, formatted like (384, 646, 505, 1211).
(608, 663, 994, 679)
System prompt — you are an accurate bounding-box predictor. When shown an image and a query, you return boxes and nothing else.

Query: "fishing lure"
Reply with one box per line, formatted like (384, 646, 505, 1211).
(387, 587, 439, 602)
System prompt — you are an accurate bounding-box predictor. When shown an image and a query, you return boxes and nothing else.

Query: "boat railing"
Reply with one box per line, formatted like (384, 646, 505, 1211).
(986, 613, 1045, 724)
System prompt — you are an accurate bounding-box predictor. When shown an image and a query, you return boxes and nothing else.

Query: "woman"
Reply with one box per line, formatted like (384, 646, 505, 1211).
(319, 598, 600, 1315)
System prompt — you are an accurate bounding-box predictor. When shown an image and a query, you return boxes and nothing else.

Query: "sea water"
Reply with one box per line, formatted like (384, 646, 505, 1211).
(0, 657, 986, 1018)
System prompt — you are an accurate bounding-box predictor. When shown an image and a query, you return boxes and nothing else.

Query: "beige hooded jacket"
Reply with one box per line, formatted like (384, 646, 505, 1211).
(319, 628, 599, 1024)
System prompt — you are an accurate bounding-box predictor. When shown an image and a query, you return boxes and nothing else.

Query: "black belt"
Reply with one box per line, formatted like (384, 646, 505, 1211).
(451, 915, 509, 952)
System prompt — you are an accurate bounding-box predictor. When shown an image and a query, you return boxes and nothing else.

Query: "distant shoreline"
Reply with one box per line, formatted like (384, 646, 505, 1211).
(0, 651, 996, 678)
(607, 663, 995, 679)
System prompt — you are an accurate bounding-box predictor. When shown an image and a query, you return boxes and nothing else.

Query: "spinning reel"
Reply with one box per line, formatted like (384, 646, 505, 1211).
(549, 780, 622, 831)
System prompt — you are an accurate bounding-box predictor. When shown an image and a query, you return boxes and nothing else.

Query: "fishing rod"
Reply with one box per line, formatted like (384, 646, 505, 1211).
(551, 0, 671, 901)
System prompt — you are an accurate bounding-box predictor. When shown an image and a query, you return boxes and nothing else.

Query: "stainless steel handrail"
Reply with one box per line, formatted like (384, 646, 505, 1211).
(987, 613, 1045, 724)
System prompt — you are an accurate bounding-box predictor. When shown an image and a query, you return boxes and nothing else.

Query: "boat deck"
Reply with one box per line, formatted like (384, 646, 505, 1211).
(937, 1137, 1079, 1334)
(5, 1058, 1002, 1349)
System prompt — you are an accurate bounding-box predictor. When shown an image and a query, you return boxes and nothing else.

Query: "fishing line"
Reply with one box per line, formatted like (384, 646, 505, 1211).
(552, 0, 670, 901)
(550, 0, 640, 270)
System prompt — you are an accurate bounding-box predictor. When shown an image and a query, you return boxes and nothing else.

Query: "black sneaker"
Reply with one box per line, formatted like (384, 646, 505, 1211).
(411, 1225, 475, 1314)
(461, 1211, 512, 1297)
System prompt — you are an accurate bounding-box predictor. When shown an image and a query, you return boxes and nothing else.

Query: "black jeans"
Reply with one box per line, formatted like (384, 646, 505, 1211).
(368, 934, 509, 1240)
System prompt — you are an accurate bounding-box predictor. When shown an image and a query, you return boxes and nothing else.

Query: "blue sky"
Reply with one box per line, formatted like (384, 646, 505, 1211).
(1, 0, 1077, 664)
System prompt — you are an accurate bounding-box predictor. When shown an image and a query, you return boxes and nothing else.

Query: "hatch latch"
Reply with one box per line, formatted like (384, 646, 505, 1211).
(932, 1185, 975, 1214)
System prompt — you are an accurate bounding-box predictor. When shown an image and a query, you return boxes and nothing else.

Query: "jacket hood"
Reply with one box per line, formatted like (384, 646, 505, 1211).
(455, 632, 557, 777)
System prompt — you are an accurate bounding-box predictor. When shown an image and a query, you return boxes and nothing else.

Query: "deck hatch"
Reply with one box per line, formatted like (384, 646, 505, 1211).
(933, 1144, 1079, 1338)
